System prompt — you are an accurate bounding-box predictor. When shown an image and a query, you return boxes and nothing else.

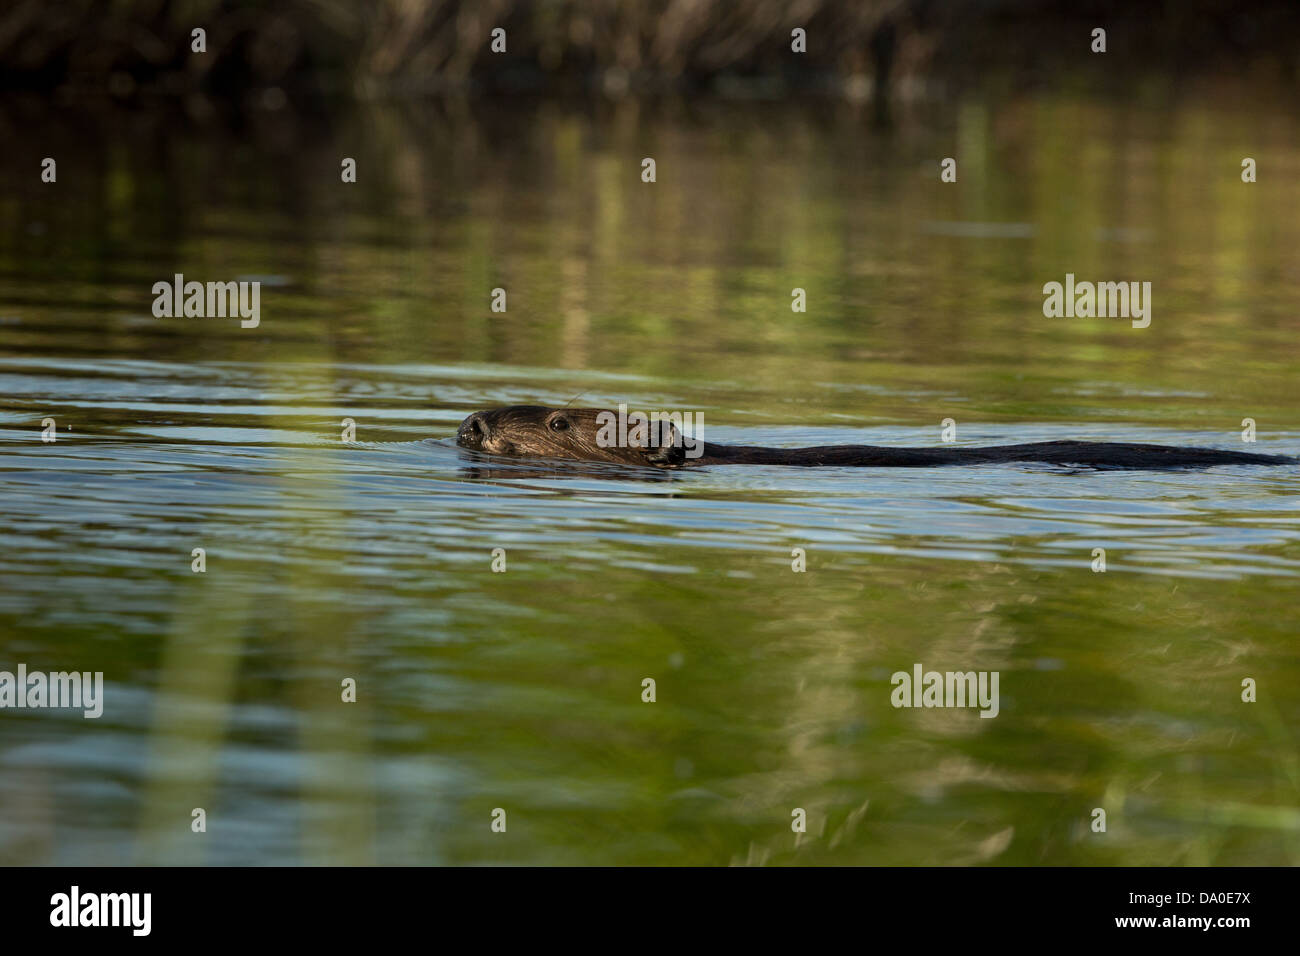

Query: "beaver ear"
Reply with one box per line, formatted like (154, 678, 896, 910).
(642, 420, 686, 468)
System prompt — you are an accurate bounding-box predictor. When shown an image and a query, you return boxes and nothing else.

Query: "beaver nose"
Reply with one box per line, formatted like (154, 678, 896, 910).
(457, 413, 490, 447)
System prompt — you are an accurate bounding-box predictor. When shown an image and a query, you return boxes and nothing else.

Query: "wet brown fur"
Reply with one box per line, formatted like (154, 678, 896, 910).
(456, 405, 1296, 470)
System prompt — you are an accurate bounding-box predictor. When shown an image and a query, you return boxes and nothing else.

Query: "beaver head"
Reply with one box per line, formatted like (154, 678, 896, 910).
(456, 405, 687, 467)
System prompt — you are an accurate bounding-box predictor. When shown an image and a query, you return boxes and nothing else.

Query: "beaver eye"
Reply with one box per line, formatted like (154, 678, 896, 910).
(549, 417, 570, 432)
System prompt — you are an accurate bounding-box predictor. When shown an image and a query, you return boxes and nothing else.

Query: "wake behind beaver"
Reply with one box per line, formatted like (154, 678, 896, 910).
(455, 405, 1296, 470)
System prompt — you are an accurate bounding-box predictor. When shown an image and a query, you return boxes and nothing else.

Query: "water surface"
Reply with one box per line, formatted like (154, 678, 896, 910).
(2, 90, 1299, 865)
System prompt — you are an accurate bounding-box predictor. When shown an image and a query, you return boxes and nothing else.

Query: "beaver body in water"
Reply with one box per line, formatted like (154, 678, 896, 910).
(456, 405, 1295, 470)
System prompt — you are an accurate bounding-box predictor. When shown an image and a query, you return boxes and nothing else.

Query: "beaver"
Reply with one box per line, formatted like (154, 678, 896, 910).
(455, 405, 1296, 470)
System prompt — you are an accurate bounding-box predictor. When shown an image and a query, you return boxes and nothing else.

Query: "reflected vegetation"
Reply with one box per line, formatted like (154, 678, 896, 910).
(1, 86, 1299, 865)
